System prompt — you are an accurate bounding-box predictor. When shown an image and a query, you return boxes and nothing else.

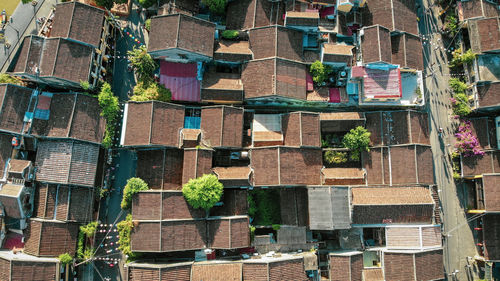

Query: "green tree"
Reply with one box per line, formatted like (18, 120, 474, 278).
(221, 30, 239, 39)
(80, 80, 91, 91)
(80, 221, 98, 237)
(247, 189, 280, 226)
(121, 177, 149, 210)
(0, 73, 23, 85)
(128, 45, 157, 84)
(131, 81, 171, 102)
(310, 60, 333, 84)
(98, 82, 120, 148)
(182, 174, 223, 211)
(202, 0, 227, 14)
(58, 253, 73, 265)
(342, 126, 371, 161)
(117, 214, 139, 261)
(145, 19, 151, 31)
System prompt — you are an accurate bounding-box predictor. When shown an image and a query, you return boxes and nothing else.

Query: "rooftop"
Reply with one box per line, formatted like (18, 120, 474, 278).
(49, 1, 106, 48)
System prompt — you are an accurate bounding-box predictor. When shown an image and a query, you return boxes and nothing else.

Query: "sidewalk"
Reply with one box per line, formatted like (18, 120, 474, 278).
(0, 0, 56, 72)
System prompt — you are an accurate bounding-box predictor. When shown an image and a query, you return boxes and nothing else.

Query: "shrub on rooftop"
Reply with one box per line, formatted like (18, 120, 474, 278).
(182, 174, 223, 212)
(324, 150, 348, 164)
(342, 126, 371, 161)
(449, 78, 471, 117)
(117, 214, 138, 261)
(310, 60, 333, 85)
(221, 30, 239, 39)
(121, 177, 149, 210)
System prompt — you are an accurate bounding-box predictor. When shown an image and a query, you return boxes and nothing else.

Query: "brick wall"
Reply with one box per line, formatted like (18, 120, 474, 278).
(384, 252, 415, 281)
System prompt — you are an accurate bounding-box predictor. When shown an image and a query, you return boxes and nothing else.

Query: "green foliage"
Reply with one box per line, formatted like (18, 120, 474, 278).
(449, 48, 476, 68)
(99, 187, 109, 199)
(121, 177, 149, 210)
(310, 61, 333, 84)
(76, 232, 85, 260)
(250, 225, 256, 242)
(272, 224, 281, 231)
(182, 174, 223, 211)
(247, 189, 281, 226)
(80, 80, 91, 91)
(80, 221, 98, 237)
(131, 81, 171, 102)
(58, 253, 73, 265)
(145, 19, 151, 31)
(221, 30, 239, 39)
(117, 214, 138, 261)
(342, 126, 371, 161)
(202, 0, 227, 14)
(128, 45, 157, 84)
(0, 74, 23, 85)
(21, 0, 34, 4)
(98, 82, 120, 148)
(452, 93, 472, 117)
(324, 150, 348, 164)
(82, 247, 95, 261)
(444, 14, 458, 36)
(449, 78, 468, 93)
(138, 0, 156, 8)
(415, 87, 422, 99)
(321, 134, 343, 148)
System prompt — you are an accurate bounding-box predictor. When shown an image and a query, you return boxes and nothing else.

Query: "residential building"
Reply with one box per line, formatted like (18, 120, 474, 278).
(9, 1, 111, 89)
(0, 250, 60, 281)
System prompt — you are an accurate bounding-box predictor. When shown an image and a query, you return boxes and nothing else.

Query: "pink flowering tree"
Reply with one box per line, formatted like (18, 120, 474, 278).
(454, 120, 485, 157)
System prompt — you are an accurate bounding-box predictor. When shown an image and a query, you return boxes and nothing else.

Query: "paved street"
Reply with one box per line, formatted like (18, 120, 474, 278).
(0, 0, 55, 72)
(418, 1, 478, 280)
(92, 3, 144, 280)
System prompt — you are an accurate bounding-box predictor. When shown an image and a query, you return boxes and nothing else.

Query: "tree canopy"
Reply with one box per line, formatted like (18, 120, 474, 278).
(202, 0, 227, 14)
(127, 45, 157, 84)
(310, 60, 333, 85)
(121, 177, 149, 210)
(182, 174, 223, 211)
(342, 126, 371, 161)
(98, 82, 120, 148)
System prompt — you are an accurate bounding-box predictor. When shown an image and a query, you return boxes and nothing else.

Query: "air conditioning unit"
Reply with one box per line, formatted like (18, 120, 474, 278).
(230, 151, 249, 160)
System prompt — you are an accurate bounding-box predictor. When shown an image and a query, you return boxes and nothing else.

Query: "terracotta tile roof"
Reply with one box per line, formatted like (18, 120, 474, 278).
(364, 110, 430, 146)
(483, 213, 500, 260)
(30, 93, 105, 144)
(249, 26, 304, 61)
(476, 81, 500, 109)
(0, 252, 59, 281)
(320, 112, 365, 121)
(8, 159, 31, 174)
(322, 168, 366, 179)
(0, 184, 23, 218)
(131, 191, 205, 220)
(361, 25, 392, 64)
(323, 44, 354, 56)
(468, 17, 500, 54)
(391, 32, 423, 70)
(50, 1, 105, 47)
(149, 14, 215, 58)
(24, 219, 79, 257)
(35, 184, 95, 223)
(135, 149, 184, 190)
(351, 187, 433, 205)
(202, 71, 243, 91)
(127, 261, 192, 281)
(200, 106, 244, 148)
(191, 262, 242, 281)
(214, 40, 253, 62)
(250, 147, 322, 186)
(12, 36, 94, 85)
(287, 11, 320, 19)
(482, 174, 500, 212)
(35, 140, 100, 187)
(363, 0, 418, 34)
(243, 256, 308, 281)
(181, 129, 200, 141)
(0, 84, 33, 134)
(242, 58, 308, 100)
(226, 0, 285, 30)
(253, 131, 283, 142)
(182, 148, 213, 184)
(122, 101, 185, 147)
(213, 166, 252, 180)
(362, 268, 384, 281)
(0, 133, 13, 178)
(130, 216, 249, 252)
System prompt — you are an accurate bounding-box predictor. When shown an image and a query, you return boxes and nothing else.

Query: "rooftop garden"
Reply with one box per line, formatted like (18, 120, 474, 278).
(121, 177, 149, 210)
(182, 174, 223, 215)
(321, 126, 371, 165)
